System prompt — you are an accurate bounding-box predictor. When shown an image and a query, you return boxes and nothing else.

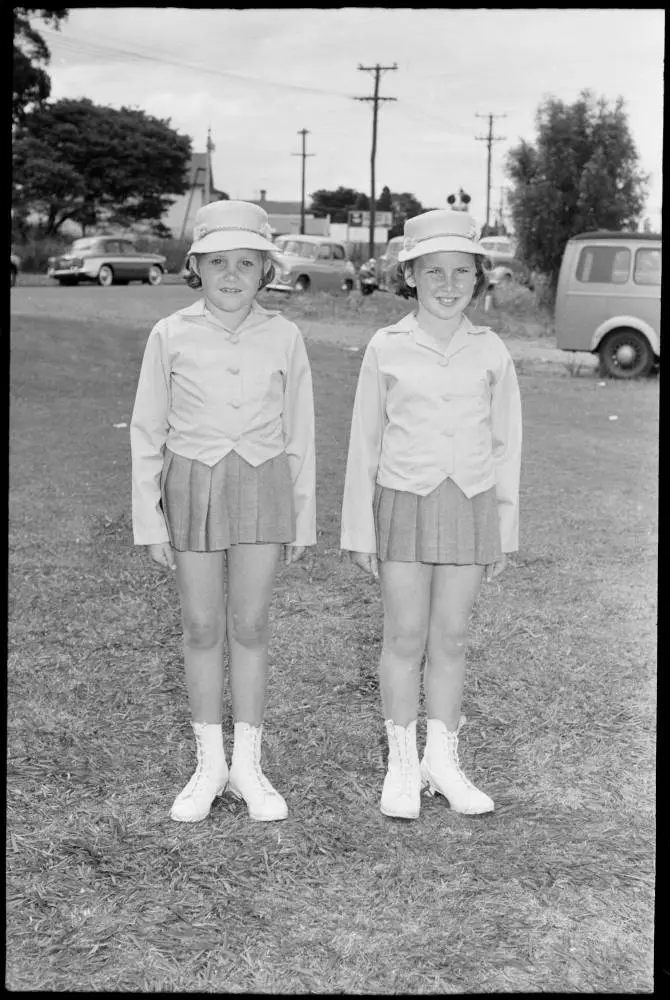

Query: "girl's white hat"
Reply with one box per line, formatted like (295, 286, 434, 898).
(188, 200, 278, 255)
(397, 210, 488, 262)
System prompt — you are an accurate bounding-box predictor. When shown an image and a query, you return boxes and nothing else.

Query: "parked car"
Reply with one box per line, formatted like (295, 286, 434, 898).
(555, 229, 661, 379)
(357, 236, 412, 297)
(479, 235, 533, 287)
(266, 235, 356, 293)
(47, 236, 167, 287)
(10, 252, 20, 287)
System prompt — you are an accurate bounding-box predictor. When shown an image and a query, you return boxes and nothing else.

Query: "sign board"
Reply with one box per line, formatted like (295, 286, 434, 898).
(348, 211, 393, 228)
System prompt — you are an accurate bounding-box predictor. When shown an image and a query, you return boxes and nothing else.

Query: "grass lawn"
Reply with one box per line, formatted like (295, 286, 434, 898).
(8, 286, 657, 992)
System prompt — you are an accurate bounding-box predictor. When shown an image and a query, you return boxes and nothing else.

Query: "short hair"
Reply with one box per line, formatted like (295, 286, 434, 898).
(400, 254, 488, 305)
(184, 251, 276, 290)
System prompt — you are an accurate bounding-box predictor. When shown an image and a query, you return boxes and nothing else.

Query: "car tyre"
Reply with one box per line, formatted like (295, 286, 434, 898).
(598, 328, 654, 379)
(342, 279, 354, 293)
(294, 275, 310, 293)
(97, 265, 114, 287)
(360, 282, 375, 295)
(146, 265, 163, 286)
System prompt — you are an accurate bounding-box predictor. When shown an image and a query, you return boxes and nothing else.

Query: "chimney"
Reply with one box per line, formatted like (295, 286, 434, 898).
(259, 189, 267, 204)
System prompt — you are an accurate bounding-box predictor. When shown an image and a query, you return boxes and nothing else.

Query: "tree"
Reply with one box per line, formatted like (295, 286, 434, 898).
(506, 90, 648, 296)
(309, 187, 366, 223)
(354, 192, 370, 210)
(376, 185, 393, 212)
(13, 7, 68, 126)
(12, 98, 192, 236)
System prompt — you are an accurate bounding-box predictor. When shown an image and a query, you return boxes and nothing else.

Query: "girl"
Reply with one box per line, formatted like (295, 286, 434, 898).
(341, 209, 522, 820)
(131, 200, 316, 824)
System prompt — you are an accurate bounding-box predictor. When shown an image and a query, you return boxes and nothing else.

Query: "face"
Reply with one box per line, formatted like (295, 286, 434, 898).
(407, 250, 477, 320)
(194, 249, 266, 314)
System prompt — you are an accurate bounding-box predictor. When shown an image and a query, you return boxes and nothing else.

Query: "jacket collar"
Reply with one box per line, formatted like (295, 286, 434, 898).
(179, 297, 280, 331)
(386, 311, 490, 359)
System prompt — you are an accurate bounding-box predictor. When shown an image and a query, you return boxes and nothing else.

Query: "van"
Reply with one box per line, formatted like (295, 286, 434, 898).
(555, 230, 661, 378)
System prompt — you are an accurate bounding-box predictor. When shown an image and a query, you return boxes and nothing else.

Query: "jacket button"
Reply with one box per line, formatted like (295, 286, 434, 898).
(230, 400, 241, 409)
(228, 366, 240, 375)
(439, 358, 449, 367)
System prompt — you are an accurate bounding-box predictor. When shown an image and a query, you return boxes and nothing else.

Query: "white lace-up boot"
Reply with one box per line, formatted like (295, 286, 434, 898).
(420, 715, 494, 814)
(380, 719, 421, 820)
(170, 721, 229, 823)
(227, 722, 288, 822)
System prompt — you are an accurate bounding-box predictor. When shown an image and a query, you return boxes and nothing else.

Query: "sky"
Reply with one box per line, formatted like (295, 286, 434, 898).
(36, 7, 665, 231)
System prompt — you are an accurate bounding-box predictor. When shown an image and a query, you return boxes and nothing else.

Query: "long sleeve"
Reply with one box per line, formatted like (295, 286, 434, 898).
(282, 331, 316, 547)
(340, 340, 387, 553)
(130, 322, 172, 546)
(490, 349, 522, 553)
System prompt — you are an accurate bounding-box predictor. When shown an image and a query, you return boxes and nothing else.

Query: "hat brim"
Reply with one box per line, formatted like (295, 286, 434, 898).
(188, 231, 278, 256)
(398, 236, 488, 262)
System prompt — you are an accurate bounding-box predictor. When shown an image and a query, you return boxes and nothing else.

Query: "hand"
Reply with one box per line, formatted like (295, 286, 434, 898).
(148, 542, 176, 571)
(485, 553, 508, 583)
(285, 545, 306, 566)
(348, 550, 380, 581)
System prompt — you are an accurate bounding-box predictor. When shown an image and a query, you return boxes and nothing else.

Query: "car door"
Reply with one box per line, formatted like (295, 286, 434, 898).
(310, 242, 333, 290)
(103, 240, 127, 279)
(118, 240, 142, 280)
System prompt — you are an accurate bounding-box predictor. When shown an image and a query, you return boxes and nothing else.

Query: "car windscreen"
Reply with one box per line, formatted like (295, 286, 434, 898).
(276, 240, 318, 259)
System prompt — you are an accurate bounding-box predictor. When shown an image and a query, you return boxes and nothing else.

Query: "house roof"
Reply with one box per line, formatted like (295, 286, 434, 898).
(250, 199, 303, 215)
(186, 153, 223, 196)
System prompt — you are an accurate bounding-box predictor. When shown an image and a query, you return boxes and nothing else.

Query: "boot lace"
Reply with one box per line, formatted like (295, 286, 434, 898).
(443, 732, 478, 792)
(250, 730, 279, 797)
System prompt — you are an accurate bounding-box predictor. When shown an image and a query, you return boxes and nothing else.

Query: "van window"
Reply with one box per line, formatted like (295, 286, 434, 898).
(317, 244, 332, 260)
(634, 248, 661, 286)
(332, 244, 345, 260)
(576, 246, 630, 284)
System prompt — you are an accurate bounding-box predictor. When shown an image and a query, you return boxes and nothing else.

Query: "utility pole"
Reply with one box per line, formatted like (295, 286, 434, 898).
(355, 63, 397, 258)
(475, 113, 506, 231)
(204, 126, 215, 205)
(292, 128, 314, 235)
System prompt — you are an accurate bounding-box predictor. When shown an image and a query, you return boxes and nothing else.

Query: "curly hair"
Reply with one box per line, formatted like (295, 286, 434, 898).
(399, 254, 488, 305)
(184, 251, 276, 290)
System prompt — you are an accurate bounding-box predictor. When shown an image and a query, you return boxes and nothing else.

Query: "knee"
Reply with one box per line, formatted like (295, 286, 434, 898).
(384, 623, 427, 662)
(183, 615, 223, 651)
(228, 609, 269, 649)
(430, 624, 469, 657)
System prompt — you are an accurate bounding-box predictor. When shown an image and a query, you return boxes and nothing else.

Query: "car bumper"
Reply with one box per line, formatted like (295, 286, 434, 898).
(265, 280, 295, 293)
(47, 265, 93, 279)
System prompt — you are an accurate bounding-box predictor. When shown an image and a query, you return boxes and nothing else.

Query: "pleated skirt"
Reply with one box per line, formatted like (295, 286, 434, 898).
(160, 448, 295, 552)
(373, 478, 501, 565)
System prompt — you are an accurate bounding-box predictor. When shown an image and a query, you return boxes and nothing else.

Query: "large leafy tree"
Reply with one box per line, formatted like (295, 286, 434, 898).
(12, 98, 192, 236)
(506, 90, 648, 295)
(309, 187, 367, 223)
(13, 7, 68, 126)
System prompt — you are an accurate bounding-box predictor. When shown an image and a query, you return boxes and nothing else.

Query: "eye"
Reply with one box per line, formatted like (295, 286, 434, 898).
(240, 259, 255, 268)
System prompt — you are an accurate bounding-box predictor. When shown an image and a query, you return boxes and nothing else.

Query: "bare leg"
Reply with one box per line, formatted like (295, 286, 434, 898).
(378, 560, 433, 726)
(174, 549, 228, 724)
(226, 542, 281, 726)
(424, 564, 483, 730)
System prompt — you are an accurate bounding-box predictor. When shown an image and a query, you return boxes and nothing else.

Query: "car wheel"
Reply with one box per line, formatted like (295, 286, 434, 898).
(97, 265, 114, 287)
(294, 275, 310, 293)
(598, 328, 654, 379)
(360, 283, 374, 295)
(146, 265, 163, 286)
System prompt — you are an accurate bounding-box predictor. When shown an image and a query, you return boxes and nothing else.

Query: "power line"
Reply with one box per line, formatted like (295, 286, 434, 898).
(41, 27, 357, 101)
(355, 63, 397, 258)
(475, 112, 507, 230)
(292, 129, 314, 235)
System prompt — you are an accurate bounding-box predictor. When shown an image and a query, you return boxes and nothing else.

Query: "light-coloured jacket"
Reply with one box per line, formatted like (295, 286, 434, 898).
(130, 298, 316, 547)
(340, 312, 522, 554)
